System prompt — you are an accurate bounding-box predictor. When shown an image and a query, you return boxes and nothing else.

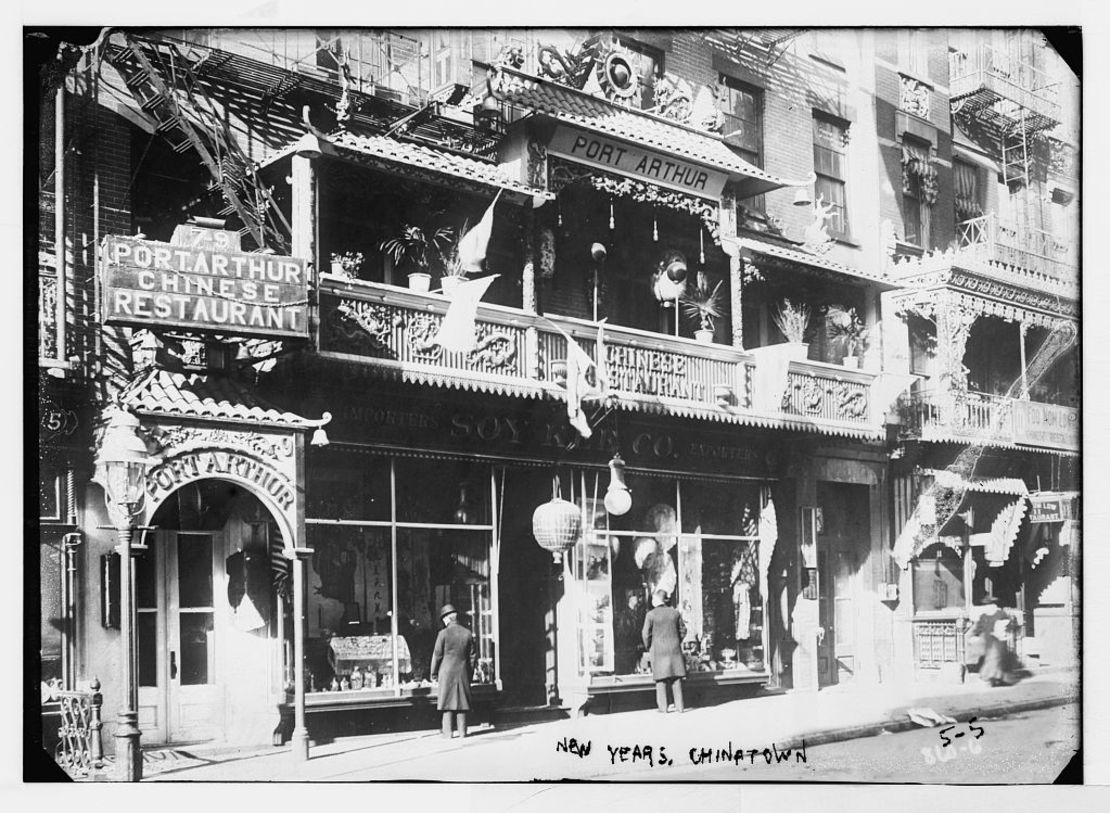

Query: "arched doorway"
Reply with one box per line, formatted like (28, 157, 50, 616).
(135, 478, 290, 745)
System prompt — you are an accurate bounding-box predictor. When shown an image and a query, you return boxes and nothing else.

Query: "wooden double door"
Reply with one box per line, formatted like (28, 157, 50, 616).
(815, 482, 870, 688)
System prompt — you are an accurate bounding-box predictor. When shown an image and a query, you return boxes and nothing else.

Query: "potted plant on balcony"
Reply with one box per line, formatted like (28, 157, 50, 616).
(680, 279, 724, 344)
(379, 224, 454, 292)
(826, 305, 869, 368)
(438, 222, 470, 295)
(771, 299, 811, 361)
(330, 251, 364, 279)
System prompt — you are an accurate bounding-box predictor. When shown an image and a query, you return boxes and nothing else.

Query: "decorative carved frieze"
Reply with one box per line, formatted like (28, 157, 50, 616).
(899, 74, 931, 119)
(527, 140, 548, 189)
(147, 424, 296, 461)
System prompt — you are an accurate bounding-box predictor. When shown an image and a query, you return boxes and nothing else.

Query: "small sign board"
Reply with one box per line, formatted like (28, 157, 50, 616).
(1029, 494, 1065, 523)
(101, 225, 309, 339)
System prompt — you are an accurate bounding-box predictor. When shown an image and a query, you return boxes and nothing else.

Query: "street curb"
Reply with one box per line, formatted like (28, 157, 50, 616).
(584, 690, 1076, 780)
(724, 692, 1077, 757)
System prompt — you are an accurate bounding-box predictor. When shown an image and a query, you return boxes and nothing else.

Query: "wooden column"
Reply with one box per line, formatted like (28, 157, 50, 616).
(289, 547, 311, 762)
(724, 241, 744, 349)
(1019, 321, 1030, 399)
(291, 153, 318, 280)
(523, 208, 541, 379)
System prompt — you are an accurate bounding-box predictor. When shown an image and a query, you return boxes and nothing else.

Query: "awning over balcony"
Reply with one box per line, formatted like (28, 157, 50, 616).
(487, 66, 810, 199)
(266, 130, 553, 205)
(740, 234, 900, 286)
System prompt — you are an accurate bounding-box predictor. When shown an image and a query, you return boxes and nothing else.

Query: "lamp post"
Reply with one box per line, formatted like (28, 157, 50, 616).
(95, 408, 157, 782)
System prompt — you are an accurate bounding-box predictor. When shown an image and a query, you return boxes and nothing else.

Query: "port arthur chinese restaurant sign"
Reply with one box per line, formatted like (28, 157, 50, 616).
(101, 226, 309, 339)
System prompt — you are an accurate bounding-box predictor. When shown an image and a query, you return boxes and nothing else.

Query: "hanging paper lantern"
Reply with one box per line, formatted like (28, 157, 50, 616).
(532, 495, 582, 562)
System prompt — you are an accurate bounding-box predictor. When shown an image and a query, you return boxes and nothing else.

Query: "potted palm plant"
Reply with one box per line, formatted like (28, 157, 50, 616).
(771, 299, 812, 361)
(826, 305, 869, 368)
(379, 224, 454, 292)
(680, 279, 724, 344)
(438, 221, 470, 295)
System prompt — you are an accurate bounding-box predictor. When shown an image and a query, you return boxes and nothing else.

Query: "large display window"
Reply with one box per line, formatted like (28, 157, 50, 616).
(304, 453, 497, 697)
(566, 472, 769, 681)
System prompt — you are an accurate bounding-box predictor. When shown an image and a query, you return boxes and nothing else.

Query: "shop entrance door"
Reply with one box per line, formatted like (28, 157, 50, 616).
(816, 482, 869, 687)
(166, 531, 225, 742)
(137, 530, 226, 744)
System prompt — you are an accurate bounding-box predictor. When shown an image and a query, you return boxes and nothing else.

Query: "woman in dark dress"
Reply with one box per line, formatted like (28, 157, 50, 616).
(430, 604, 477, 738)
(642, 589, 688, 713)
(970, 594, 1024, 687)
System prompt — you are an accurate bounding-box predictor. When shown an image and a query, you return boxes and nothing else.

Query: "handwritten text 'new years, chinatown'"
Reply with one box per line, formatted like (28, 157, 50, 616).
(556, 738, 808, 768)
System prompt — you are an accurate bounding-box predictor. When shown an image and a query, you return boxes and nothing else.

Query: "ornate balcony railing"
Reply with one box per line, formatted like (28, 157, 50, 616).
(958, 213, 1075, 280)
(948, 44, 1060, 131)
(317, 277, 879, 435)
(900, 389, 1077, 451)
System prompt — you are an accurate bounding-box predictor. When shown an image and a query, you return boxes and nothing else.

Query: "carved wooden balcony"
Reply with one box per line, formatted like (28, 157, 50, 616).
(948, 45, 1060, 134)
(317, 276, 880, 438)
(899, 389, 1077, 452)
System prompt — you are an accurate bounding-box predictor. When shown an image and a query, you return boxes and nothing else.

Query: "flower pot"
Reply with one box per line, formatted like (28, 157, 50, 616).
(694, 329, 715, 344)
(408, 272, 431, 292)
(784, 342, 810, 362)
(842, 355, 860, 369)
(549, 359, 568, 385)
(330, 261, 346, 276)
(441, 275, 463, 295)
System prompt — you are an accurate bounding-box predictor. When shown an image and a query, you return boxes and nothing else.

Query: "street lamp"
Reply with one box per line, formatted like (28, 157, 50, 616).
(94, 408, 157, 782)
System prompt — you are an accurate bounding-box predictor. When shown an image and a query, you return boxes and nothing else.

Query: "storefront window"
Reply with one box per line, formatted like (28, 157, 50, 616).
(304, 455, 496, 697)
(911, 543, 965, 613)
(571, 473, 768, 679)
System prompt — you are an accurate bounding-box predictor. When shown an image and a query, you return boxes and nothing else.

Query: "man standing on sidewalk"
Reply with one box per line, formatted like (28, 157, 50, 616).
(431, 604, 477, 738)
(643, 590, 688, 713)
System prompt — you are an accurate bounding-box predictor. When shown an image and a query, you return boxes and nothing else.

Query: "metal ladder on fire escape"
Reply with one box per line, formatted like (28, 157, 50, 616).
(105, 33, 291, 253)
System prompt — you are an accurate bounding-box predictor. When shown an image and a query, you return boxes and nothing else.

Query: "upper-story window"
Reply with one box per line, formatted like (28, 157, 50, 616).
(953, 158, 984, 224)
(901, 29, 930, 79)
(812, 114, 850, 238)
(614, 36, 663, 110)
(902, 137, 933, 248)
(720, 76, 764, 210)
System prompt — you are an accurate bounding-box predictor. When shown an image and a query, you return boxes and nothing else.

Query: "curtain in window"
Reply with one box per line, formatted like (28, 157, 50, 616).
(954, 161, 983, 223)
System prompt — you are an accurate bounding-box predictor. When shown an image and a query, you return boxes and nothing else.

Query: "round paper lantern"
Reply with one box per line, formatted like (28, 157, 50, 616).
(532, 496, 582, 562)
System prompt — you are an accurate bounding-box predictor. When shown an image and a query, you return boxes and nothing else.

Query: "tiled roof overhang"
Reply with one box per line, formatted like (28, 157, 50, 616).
(120, 369, 314, 429)
(740, 234, 901, 287)
(265, 130, 553, 205)
(486, 66, 811, 199)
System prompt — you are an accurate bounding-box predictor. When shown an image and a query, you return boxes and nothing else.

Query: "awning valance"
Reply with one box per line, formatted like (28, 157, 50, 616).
(893, 473, 1031, 568)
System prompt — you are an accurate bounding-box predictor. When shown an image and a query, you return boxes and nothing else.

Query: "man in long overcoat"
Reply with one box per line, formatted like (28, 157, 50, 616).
(430, 604, 477, 738)
(642, 589, 688, 712)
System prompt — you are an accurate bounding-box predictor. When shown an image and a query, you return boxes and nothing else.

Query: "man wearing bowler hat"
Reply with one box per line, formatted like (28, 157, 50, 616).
(430, 603, 477, 738)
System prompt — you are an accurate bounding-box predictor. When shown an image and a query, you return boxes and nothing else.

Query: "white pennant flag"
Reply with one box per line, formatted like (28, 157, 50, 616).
(594, 318, 610, 401)
(434, 275, 498, 353)
(749, 344, 799, 413)
(870, 372, 918, 422)
(457, 189, 503, 273)
(550, 322, 596, 438)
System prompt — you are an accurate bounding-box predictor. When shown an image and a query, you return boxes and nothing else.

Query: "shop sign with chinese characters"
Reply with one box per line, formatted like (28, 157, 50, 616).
(548, 126, 728, 199)
(101, 225, 309, 338)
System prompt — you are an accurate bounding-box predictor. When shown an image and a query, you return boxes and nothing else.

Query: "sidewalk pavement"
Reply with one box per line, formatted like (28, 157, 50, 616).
(140, 667, 1077, 782)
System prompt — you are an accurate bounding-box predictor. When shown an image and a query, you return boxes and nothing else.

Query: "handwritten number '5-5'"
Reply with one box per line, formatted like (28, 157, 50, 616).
(940, 718, 985, 747)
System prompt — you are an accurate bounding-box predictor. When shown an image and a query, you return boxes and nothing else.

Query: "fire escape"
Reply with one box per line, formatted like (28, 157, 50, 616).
(104, 32, 293, 253)
(948, 38, 1069, 279)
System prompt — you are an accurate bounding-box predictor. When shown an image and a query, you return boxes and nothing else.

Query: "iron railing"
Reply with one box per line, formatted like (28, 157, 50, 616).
(948, 43, 1061, 125)
(957, 212, 1075, 279)
(900, 389, 1078, 451)
(44, 680, 104, 780)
